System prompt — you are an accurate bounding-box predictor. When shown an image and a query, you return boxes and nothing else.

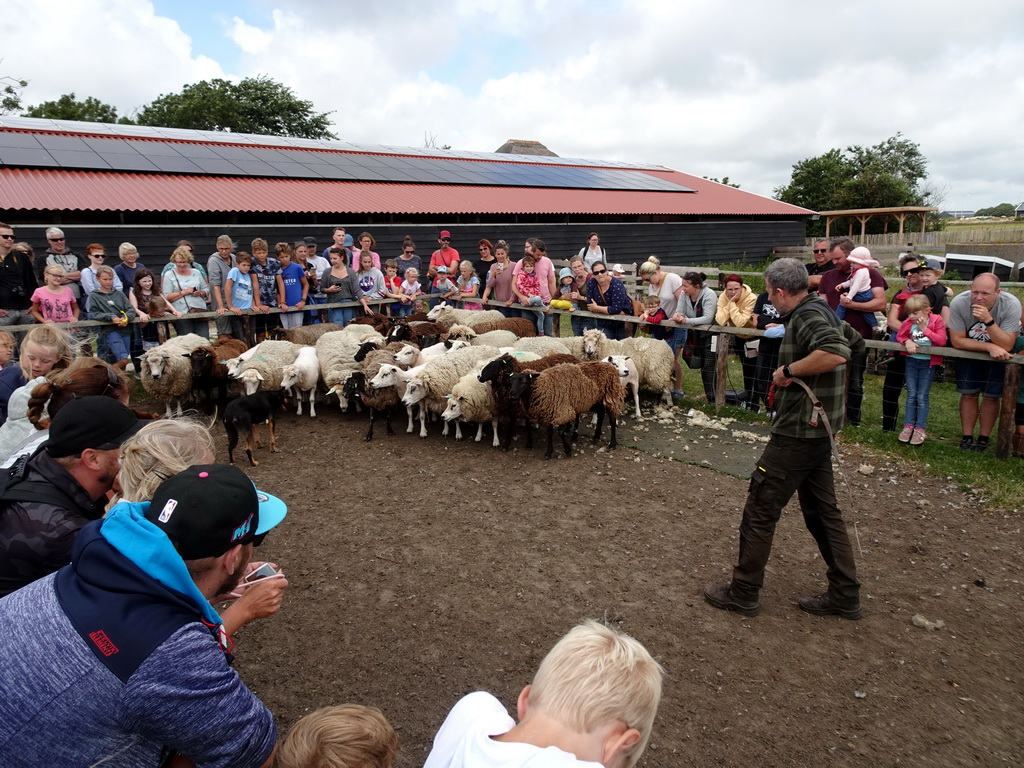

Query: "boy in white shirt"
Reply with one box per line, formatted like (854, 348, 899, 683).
(424, 621, 662, 768)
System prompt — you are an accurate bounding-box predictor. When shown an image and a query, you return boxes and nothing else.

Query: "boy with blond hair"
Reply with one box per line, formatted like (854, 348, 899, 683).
(424, 620, 662, 768)
(278, 704, 398, 768)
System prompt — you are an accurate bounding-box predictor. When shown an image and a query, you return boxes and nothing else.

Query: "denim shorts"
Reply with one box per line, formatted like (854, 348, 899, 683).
(955, 357, 1005, 398)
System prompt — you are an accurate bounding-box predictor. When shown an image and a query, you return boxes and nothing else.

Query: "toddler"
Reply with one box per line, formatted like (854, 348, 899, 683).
(835, 246, 880, 327)
(514, 255, 547, 334)
(31, 265, 79, 324)
(0, 332, 14, 368)
(395, 268, 421, 318)
(895, 294, 947, 445)
(382, 259, 402, 316)
(434, 266, 458, 302)
(424, 620, 663, 768)
(278, 704, 398, 768)
(638, 293, 667, 329)
(548, 267, 578, 311)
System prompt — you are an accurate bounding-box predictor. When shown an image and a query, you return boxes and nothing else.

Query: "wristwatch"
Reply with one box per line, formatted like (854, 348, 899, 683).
(783, 365, 793, 379)
(984, 319, 995, 327)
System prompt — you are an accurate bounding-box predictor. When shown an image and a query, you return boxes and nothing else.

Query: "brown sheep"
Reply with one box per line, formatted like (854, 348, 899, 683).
(465, 317, 538, 337)
(188, 337, 248, 407)
(270, 323, 342, 344)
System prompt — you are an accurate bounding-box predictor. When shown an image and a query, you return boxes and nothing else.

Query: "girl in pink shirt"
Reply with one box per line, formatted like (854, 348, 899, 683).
(30, 265, 79, 324)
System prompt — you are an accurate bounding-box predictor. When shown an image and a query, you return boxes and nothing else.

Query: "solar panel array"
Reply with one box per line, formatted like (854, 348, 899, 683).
(0, 117, 692, 194)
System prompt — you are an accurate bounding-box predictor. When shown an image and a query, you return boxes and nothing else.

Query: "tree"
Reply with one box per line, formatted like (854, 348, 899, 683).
(1, 73, 27, 116)
(135, 76, 336, 139)
(23, 92, 120, 123)
(703, 176, 741, 188)
(975, 203, 1016, 217)
(774, 133, 930, 235)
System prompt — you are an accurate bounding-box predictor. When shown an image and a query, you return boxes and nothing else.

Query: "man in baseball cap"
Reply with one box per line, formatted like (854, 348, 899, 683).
(0, 396, 144, 596)
(0, 463, 287, 767)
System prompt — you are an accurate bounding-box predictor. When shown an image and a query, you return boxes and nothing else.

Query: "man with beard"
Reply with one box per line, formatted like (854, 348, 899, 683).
(38, 226, 87, 301)
(0, 462, 287, 768)
(0, 397, 143, 597)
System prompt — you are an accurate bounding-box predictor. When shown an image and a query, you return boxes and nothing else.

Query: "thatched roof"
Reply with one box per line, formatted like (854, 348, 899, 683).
(494, 139, 558, 157)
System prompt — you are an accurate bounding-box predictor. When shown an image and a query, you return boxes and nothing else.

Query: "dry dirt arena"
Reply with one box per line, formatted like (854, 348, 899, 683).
(203, 397, 1022, 768)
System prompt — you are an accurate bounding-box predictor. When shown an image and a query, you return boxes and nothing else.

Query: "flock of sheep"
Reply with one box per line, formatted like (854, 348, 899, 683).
(137, 302, 677, 460)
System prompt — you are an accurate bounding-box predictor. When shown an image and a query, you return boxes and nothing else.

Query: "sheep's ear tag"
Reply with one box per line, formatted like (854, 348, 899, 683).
(327, 386, 336, 394)
(446, 393, 453, 399)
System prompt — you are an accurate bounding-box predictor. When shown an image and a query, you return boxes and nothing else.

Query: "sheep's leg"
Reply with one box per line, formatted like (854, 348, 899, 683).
(406, 404, 416, 433)
(442, 417, 451, 438)
(175, 399, 183, 417)
(543, 424, 555, 460)
(607, 413, 618, 450)
(661, 387, 673, 407)
(453, 420, 462, 441)
(592, 405, 605, 444)
(418, 406, 428, 438)
(308, 390, 316, 418)
(383, 405, 394, 436)
(633, 385, 643, 419)
(500, 418, 514, 452)
(561, 424, 574, 457)
(364, 408, 375, 442)
(490, 419, 500, 448)
(296, 392, 303, 416)
(165, 402, 173, 418)
(474, 422, 484, 442)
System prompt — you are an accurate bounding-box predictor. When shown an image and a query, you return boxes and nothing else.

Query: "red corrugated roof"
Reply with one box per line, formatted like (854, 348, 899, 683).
(0, 167, 809, 217)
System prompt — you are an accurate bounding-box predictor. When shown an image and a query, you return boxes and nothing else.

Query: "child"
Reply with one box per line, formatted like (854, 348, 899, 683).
(513, 255, 547, 335)
(395, 268, 421, 318)
(381, 259, 403, 316)
(895, 294, 947, 445)
(0, 324, 73, 424)
(278, 704, 398, 768)
(549, 267, 578, 312)
(835, 247, 880, 327)
(130, 268, 181, 353)
(87, 264, 136, 370)
(456, 260, 483, 311)
(423, 620, 663, 768)
(0, 332, 15, 368)
(224, 251, 261, 342)
(434, 266, 458, 303)
(638, 293, 667, 332)
(30, 265, 79, 324)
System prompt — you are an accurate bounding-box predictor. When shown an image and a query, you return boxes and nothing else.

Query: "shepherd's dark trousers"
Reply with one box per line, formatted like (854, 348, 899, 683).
(730, 434, 860, 604)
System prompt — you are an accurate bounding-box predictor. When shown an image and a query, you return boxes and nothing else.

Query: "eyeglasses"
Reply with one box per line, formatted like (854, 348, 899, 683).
(48, 237, 64, 242)
(813, 248, 828, 254)
(592, 269, 607, 275)
(0, 234, 14, 240)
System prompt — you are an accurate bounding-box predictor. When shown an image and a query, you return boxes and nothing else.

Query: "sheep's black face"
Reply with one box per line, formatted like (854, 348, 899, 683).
(388, 324, 410, 342)
(343, 372, 365, 401)
(478, 354, 512, 383)
(508, 372, 536, 399)
(354, 341, 379, 362)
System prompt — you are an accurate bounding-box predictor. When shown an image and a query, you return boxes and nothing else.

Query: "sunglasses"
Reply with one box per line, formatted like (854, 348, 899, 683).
(592, 269, 607, 275)
(440, 238, 450, 242)
(0, 234, 14, 240)
(404, 249, 414, 253)
(91, 254, 106, 258)
(478, 247, 489, 252)
(48, 237, 65, 242)
(813, 248, 829, 254)
(902, 267, 923, 275)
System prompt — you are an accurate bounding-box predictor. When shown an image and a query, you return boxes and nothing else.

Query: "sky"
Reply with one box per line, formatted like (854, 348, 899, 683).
(7, 0, 1024, 210)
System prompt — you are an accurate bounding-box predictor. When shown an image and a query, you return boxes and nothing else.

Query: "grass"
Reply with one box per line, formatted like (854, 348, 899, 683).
(671, 355, 1024, 512)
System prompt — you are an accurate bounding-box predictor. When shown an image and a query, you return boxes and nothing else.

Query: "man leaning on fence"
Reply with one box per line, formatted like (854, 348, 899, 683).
(705, 258, 863, 621)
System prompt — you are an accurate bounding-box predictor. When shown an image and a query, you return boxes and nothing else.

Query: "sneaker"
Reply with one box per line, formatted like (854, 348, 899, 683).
(910, 428, 926, 446)
(959, 435, 975, 451)
(972, 439, 990, 453)
(897, 425, 914, 443)
(703, 584, 760, 617)
(797, 593, 862, 620)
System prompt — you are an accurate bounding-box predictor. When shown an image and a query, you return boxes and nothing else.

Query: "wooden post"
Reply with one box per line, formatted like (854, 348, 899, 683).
(156, 322, 168, 345)
(714, 333, 729, 411)
(995, 363, 1019, 459)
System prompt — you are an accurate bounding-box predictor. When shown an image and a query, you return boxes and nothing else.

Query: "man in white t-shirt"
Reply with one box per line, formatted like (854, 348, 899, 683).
(424, 621, 662, 768)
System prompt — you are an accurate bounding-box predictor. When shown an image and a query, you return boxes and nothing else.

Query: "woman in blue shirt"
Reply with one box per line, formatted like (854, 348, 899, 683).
(585, 261, 633, 340)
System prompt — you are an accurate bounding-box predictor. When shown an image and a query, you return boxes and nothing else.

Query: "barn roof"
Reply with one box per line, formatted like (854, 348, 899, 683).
(0, 118, 812, 218)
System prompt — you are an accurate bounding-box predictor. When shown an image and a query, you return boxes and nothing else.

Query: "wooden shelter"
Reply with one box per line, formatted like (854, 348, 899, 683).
(818, 205, 938, 239)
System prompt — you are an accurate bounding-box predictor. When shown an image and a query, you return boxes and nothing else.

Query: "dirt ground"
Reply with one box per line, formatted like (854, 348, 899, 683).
(195, 395, 1022, 768)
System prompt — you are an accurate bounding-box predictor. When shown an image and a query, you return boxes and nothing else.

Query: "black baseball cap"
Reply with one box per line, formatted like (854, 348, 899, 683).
(44, 397, 144, 458)
(146, 464, 287, 560)
(303, 236, 317, 247)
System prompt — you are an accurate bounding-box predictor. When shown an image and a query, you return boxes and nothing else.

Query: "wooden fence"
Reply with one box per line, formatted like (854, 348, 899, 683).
(806, 228, 1024, 248)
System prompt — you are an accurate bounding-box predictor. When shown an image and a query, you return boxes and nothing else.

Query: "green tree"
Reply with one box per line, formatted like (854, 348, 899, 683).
(703, 176, 741, 188)
(773, 148, 850, 212)
(23, 92, 120, 122)
(1, 74, 28, 116)
(974, 203, 1016, 217)
(135, 76, 336, 139)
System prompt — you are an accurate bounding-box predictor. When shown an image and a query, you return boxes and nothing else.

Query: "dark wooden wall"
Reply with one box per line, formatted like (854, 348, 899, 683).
(5, 219, 804, 272)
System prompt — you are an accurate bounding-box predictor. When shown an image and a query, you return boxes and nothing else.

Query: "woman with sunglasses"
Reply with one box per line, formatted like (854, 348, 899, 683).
(472, 239, 497, 285)
(395, 237, 421, 285)
(881, 253, 930, 433)
(585, 262, 633, 340)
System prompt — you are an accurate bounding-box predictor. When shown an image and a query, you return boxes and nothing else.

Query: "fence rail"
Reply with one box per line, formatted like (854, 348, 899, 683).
(806, 228, 1024, 248)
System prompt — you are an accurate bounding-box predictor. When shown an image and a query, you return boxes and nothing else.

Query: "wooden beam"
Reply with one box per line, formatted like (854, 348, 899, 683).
(896, 212, 906, 234)
(714, 334, 729, 411)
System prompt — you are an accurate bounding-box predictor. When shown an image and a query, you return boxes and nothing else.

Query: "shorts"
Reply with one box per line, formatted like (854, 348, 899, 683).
(1016, 401, 1024, 427)
(955, 357, 1005, 398)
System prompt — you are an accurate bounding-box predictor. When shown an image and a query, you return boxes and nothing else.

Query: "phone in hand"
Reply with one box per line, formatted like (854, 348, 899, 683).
(243, 563, 280, 583)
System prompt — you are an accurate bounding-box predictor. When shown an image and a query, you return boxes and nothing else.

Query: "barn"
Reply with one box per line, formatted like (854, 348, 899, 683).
(0, 116, 813, 268)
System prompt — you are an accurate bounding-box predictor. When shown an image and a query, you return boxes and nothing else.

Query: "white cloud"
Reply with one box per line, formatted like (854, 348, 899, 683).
(7, 0, 1024, 207)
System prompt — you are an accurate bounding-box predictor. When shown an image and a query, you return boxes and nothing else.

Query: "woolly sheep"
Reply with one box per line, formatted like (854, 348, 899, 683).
(579, 327, 625, 361)
(392, 339, 469, 368)
(508, 361, 624, 459)
(620, 336, 675, 406)
(233, 340, 303, 395)
(512, 336, 571, 357)
(225, 345, 259, 378)
(316, 330, 384, 407)
(188, 337, 247, 406)
(342, 349, 413, 440)
(271, 323, 342, 345)
(446, 325, 517, 348)
(385, 321, 447, 348)
(400, 346, 502, 438)
(466, 317, 538, 338)
(604, 355, 641, 419)
(280, 346, 320, 417)
(426, 301, 505, 329)
(139, 333, 209, 417)
(442, 364, 499, 446)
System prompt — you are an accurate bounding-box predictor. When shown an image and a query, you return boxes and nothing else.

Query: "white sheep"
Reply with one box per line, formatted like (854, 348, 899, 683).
(392, 339, 469, 368)
(317, 330, 384, 407)
(400, 346, 502, 438)
(443, 324, 514, 347)
(280, 346, 320, 417)
(224, 345, 259, 378)
(441, 364, 499, 446)
(139, 333, 209, 417)
(426, 301, 505, 329)
(512, 336, 572, 357)
(233, 340, 302, 395)
(604, 355, 641, 419)
(579, 327, 625, 361)
(620, 336, 675, 406)
(369, 362, 428, 433)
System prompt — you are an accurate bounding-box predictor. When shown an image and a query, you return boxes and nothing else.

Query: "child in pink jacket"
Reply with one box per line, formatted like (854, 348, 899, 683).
(895, 294, 947, 445)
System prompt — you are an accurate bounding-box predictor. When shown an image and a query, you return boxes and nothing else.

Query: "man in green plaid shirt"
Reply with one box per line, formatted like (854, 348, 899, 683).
(705, 258, 862, 620)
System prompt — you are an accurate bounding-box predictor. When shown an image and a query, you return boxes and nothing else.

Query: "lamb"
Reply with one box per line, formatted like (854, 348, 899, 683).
(441, 364, 500, 446)
(369, 362, 429, 434)
(270, 323, 342, 345)
(604, 355, 641, 419)
(443, 324, 517, 348)
(464, 317, 538, 337)
(317, 330, 384, 407)
(233, 340, 303, 396)
(139, 333, 209, 417)
(477, 352, 579, 451)
(620, 336, 675, 406)
(187, 337, 248, 406)
(426, 301, 505, 329)
(280, 346, 320, 417)
(386, 320, 447, 348)
(512, 336, 571, 357)
(507, 361, 624, 459)
(400, 346, 502, 438)
(342, 349, 412, 441)
(578, 327, 625, 362)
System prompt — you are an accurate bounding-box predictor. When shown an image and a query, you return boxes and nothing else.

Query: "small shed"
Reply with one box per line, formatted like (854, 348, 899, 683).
(944, 253, 1014, 281)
